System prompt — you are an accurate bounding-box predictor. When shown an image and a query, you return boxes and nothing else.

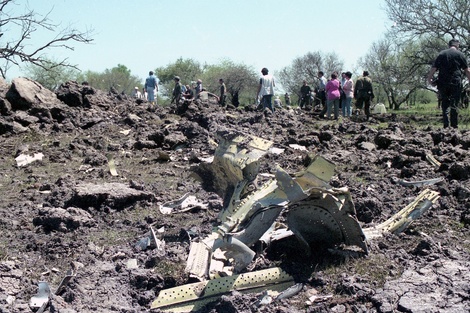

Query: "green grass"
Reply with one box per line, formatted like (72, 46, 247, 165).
(383, 101, 470, 129)
(319, 254, 403, 294)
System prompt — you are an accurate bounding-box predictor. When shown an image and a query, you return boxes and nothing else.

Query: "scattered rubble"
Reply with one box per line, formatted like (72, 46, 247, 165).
(0, 78, 469, 312)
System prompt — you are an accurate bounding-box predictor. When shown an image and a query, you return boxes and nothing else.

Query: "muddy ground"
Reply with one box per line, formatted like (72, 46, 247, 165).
(0, 78, 469, 313)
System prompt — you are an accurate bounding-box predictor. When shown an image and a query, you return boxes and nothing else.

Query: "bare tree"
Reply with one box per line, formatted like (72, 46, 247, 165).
(384, 0, 470, 107)
(0, 0, 93, 78)
(385, 0, 470, 52)
(359, 38, 432, 109)
(278, 51, 344, 101)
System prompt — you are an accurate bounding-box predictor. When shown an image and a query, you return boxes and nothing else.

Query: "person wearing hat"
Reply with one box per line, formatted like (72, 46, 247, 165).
(171, 76, 182, 104)
(145, 71, 158, 105)
(131, 86, 143, 99)
(427, 38, 470, 128)
(354, 70, 374, 120)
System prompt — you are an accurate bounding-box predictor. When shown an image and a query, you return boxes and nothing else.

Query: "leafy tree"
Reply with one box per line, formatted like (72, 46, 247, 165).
(24, 58, 80, 90)
(155, 58, 203, 98)
(0, 0, 93, 78)
(202, 60, 258, 106)
(278, 51, 344, 103)
(78, 64, 141, 94)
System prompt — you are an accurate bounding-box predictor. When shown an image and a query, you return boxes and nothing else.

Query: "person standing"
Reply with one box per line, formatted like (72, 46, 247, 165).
(284, 92, 291, 106)
(354, 71, 374, 120)
(132, 87, 143, 99)
(299, 80, 312, 109)
(326, 72, 341, 120)
(171, 76, 182, 105)
(257, 67, 275, 113)
(339, 72, 347, 109)
(145, 71, 158, 105)
(195, 79, 203, 98)
(218, 78, 227, 106)
(317, 71, 328, 117)
(342, 72, 354, 117)
(427, 39, 470, 128)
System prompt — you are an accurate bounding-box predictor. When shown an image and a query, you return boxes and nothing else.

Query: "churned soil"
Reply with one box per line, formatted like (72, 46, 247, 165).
(0, 79, 469, 312)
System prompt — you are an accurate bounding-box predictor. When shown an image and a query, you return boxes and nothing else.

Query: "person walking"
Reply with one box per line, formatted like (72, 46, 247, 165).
(427, 38, 470, 128)
(354, 71, 374, 120)
(257, 67, 275, 113)
(342, 71, 354, 117)
(145, 71, 158, 105)
(326, 72, 341, 120)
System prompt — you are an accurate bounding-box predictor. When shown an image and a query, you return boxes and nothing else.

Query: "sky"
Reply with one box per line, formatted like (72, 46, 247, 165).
(6, 0, 392, 83)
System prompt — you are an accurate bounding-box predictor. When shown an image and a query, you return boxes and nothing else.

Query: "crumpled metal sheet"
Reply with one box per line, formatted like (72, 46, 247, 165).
(189, 131, 368, 278)
(155, 130, 441, 312)
(287, 188, 367, 253)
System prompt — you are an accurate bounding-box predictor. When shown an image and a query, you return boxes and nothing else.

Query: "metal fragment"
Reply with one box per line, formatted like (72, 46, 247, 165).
(426, 153, 441, 168)
(185, 241, 211, 280)
(107, 154, 118, 176)
(396, 177, 444, 187)
(363, 188, 440, 240)
(151, 267, 294, 312)
(29, 281, 51, 312)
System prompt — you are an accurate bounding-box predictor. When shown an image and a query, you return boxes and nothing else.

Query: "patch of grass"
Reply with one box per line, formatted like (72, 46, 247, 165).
(391, 101, 470, 130)
(319, 254, 402, 294)
(115, 203, 158, 225)
(155, 259, 187, 284)
(88, 228, 138, 247)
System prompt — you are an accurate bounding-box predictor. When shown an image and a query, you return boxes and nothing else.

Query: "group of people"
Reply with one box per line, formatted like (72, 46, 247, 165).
(299, 70, 374, 120)
(170, 76, 228, 106)
(137, 40, 469, 129)
(131, 72, 225, 107)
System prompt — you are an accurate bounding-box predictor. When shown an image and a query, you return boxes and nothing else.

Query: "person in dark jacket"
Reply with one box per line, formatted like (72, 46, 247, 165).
(354, 71, 374, 120)
(427, 38, 470, 128)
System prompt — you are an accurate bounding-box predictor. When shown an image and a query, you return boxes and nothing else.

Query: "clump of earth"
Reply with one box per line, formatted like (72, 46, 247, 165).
(0, 77, 469, 312)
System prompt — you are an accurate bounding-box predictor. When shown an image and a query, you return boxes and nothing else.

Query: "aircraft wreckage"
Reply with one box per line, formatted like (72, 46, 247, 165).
(152, 130, 440, 312)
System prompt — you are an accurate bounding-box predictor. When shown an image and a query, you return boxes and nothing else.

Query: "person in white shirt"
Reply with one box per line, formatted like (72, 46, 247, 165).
(257, 67, 275, 112)
(131, 87, 142, 99)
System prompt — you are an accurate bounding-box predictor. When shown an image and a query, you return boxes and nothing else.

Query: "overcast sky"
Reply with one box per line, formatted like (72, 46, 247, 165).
(6, 0, 391, 82)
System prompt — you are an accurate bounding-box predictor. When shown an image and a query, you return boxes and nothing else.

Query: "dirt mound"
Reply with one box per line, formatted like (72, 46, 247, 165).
(0, 79, 469, 312)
